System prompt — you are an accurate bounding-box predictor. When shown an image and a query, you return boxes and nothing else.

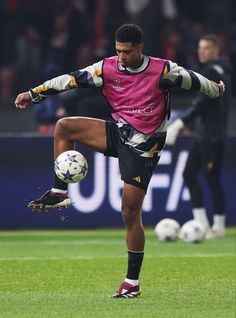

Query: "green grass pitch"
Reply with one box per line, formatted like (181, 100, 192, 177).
(0, 228, 235, 318)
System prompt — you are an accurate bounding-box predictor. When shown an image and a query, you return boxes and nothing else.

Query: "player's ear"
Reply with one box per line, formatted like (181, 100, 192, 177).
(139, 43, 144, 52)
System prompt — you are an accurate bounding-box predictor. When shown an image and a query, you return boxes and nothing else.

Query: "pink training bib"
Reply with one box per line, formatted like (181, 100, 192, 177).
(102, 56, 166, 134)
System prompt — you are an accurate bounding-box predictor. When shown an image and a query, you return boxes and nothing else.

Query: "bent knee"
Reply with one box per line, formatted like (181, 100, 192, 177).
(55, 117, 71, 132)
(55, 117, 77, 138)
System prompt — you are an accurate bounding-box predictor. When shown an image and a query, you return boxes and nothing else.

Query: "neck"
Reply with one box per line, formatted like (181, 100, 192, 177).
(129, 55, 144, 69)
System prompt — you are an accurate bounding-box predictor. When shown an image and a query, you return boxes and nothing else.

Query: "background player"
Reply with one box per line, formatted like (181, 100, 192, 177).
(166, 34, 229, 238)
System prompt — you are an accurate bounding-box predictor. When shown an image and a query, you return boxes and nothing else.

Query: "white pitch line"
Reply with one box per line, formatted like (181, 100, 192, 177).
(0, 240, 122, 246)
(0, 254, 234, 261)
(0, 256, 93, 261)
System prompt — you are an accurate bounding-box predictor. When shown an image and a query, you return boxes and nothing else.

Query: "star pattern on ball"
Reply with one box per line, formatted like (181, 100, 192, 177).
(54, 160, 60, 170)
(80, 164, 88, 176)
(62, 170, 76, 181)
(67, 154, 78, 163)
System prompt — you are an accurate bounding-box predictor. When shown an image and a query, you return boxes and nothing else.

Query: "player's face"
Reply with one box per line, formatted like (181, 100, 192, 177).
(198, 39, 219, 63)
(115, 41, 143, 69)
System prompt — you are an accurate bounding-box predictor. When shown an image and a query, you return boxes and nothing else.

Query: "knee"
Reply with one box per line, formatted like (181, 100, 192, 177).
(55, 118, 71, 137)
(56, 117, 70, 131)
(121, 202, 140, 228)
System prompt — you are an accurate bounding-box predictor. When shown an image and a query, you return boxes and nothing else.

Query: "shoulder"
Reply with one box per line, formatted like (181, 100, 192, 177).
(147, 57, 167, 75)
(104, 56, 118, 63)
(149, 56, 166, 66)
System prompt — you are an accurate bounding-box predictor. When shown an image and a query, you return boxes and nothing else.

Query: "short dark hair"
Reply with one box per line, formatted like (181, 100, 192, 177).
(200, 34, 221, 48)
(115, 24, 143, 45)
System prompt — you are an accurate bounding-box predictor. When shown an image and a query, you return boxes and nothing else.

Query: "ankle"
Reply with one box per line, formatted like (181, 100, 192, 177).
(125, 278, 139, 286)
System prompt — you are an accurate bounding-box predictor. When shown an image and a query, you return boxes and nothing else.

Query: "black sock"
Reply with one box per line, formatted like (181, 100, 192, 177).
(126, 250, 144, 280)
(53, 171, 68, 191)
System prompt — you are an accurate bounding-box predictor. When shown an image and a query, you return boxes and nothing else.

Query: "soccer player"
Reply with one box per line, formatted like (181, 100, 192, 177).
(15, 24, 225, 298)
(166, 35, 229, 238)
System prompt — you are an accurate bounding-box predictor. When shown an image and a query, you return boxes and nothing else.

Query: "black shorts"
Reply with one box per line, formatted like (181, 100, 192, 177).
(104, 121, 166, 192)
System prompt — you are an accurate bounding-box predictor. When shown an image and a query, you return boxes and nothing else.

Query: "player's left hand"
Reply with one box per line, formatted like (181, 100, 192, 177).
(15, 92, 31, 109)
(218, 81, 225, 96)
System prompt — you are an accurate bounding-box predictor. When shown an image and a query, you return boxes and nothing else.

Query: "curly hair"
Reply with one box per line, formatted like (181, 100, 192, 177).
(115, 24, 143, 45)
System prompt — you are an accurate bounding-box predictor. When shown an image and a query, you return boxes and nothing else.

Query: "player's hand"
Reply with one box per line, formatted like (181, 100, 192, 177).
(15, 92, 31, 109)
(166, 118, 185, 145)
(218, 81, 225, 96)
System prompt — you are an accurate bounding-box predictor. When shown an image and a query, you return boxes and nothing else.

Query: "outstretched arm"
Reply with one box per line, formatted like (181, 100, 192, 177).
(15, 60, 104, 108)
(164, 61, 226, 145)
(160, 61, 225, 97)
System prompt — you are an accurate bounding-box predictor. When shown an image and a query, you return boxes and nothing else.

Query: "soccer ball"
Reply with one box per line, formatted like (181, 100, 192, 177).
(179, 220, 206, 243)
(154, 218, 180, 242)
(54, 150, 88, 183)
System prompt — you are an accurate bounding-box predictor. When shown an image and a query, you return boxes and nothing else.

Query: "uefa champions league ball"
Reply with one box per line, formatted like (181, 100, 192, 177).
(179, 220, 206, 243)
(154, 218, 180, 242)
(54, 150, 88, 183)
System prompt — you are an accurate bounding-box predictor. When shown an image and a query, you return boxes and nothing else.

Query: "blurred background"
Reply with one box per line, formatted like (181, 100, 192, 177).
(0, 0, 235, 228)
(0, 0, 235, 134)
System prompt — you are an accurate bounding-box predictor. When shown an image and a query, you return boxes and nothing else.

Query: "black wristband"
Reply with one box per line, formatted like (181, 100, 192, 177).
(29, 89, 41, 103)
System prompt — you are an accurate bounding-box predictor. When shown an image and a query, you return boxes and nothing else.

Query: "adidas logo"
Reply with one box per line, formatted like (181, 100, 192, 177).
(133, 176, 141, 183)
